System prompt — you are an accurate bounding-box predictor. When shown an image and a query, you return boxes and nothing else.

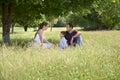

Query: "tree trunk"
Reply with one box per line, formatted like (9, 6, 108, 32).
(50, 23, 52, 32)
(11, 23, 15, 34)
(24, 25, 28, 32)
(2, 3, 13, 44)
(50, 19, 54, 32)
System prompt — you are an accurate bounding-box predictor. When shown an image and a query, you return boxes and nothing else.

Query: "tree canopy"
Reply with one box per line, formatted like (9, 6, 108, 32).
(66, 0, 120, 30)
(0, 0, 120, 43)
(0, 0, 95, 43)
(93, 0, 120, 29)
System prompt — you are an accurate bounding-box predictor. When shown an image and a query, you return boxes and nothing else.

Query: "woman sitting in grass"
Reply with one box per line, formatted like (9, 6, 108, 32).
(34, 22, 52, 48)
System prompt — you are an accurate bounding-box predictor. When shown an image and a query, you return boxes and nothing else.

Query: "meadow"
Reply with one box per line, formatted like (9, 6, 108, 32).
(0, 27, 120, 80)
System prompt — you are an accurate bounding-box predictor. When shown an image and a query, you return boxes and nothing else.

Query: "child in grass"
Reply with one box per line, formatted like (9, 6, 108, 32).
(59, 31, 67, 49)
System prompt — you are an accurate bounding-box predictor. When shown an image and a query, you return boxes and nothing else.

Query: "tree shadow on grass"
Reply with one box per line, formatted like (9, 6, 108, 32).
(0, 38, 59, 47)
(47, 38, 59, 44)
(0, 38, 33, 47)
(11, 31, 31, 34)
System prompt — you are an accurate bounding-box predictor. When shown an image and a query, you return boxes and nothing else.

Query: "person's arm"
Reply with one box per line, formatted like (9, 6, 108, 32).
(70, 31, 81, 44)
(38, 30, 43, 43)
(73, 31, 81, 38)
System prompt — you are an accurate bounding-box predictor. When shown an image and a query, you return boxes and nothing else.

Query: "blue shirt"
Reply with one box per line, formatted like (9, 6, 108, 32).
(59, 37, 67, 49)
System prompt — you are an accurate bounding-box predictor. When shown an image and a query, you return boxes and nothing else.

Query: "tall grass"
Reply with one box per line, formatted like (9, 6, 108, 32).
(0, 27, 120, 80)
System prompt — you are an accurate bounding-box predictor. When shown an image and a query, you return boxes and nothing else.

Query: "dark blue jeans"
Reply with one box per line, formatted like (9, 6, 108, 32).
(72, 35, 82, 47)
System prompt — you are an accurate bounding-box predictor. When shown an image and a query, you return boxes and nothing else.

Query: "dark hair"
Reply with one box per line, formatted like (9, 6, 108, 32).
(60, 31, 66, 36)
(38, 22, 48, 30)
(67, 23, 74, 29)
(34, 22, 48, 39)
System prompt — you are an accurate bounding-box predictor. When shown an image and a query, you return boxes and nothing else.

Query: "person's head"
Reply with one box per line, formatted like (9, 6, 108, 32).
(66, 23, 74, 32)
(38, 22, 48, 30)
(60, 31, 66, 37)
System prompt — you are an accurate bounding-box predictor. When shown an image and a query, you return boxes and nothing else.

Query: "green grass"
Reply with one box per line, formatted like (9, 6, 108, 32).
(0, 27, 120, 80)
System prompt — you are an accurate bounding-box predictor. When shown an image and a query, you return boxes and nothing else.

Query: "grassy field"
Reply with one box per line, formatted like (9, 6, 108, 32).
(0, 27, 120, 80)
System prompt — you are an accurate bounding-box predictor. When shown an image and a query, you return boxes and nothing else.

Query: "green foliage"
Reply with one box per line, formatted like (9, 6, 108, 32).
(83, 9, 101, 29)
(0, 0, 96, 25)
(66, 0, 120, 30)
(54, 16, 66, 27)
(66, 9, 101, 30)
(66, 13, 89, 28)
(0, 0, 119, 30)
(0, 0, 16, 3)
(93, 0, 120, 29)
(87, 9, 99, 25)
(0, 0, 120, 44)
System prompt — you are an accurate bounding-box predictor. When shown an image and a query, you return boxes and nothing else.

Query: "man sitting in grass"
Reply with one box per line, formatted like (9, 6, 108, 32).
(65, 23, 82, 47)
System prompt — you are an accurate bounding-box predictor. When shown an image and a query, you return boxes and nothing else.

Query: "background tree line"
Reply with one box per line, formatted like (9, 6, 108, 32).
(0, 0, 120, 43)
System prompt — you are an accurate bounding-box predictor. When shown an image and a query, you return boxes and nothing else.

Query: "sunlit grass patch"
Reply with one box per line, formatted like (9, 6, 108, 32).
(0, 27, 120, 80)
